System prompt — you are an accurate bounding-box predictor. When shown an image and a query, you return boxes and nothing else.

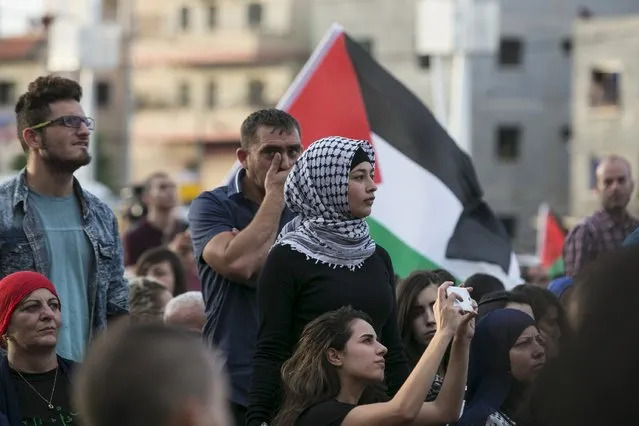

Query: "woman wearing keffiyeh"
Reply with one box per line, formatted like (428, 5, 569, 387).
(246, 136, 471, 426)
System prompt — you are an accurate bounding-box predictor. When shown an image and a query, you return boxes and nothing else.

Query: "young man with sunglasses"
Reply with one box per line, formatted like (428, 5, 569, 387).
(0, 75, 128, 362)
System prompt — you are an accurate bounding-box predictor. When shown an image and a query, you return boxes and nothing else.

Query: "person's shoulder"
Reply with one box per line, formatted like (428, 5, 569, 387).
(374, 244, 391, 259)
(0, 175, 19, 207)
(269, 243, 306, 262)
(623, 226, 639, 246)
(83, 190, 117, 221)
(0, 175, 18, 195)
(188, 187, 233, 216)
(58, 356, 78, 371)
(296, 400, 356, 426)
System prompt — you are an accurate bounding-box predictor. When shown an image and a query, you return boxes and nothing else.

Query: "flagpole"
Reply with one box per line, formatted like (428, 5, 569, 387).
(536, 202, 549, 266)
(431, 56, 448, 127)
(448, 0, 472, 154)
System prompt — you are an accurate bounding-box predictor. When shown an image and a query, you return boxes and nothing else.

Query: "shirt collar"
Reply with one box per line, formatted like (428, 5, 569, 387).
(596, 209, 632, 230)
(228, 168, 247, 199)
(13, 168, 90, 219)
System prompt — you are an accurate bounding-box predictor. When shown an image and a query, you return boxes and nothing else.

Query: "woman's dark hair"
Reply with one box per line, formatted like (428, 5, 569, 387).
(273, 306, 373, 426)
(517, 245, 639, 425)
(135, 247, 187, 296)
(396, 270, 441, 368)
(464, 273, 505, 303)
(477, 290, 531, 320)
(511, 284, 567, 334)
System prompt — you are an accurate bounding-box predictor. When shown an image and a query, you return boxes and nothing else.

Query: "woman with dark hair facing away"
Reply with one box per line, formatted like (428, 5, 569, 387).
(135, 246, 187, 296)
(456, 309, 546, 426)
(276, 284, 475, 426)
(511, 285, 566, 358)
(247, 137, 411, 426)
(463, 274, 505, 304)
(396, 270, 452, 401)
(477, 291, 534, 321)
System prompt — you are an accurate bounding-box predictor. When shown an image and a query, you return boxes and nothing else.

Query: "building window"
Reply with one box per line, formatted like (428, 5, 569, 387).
(560, 37, 572, 56)
(417, 55, 431, 69)
(589, 68, 621, 108)
(208, 6, 217, 29)
(589, 156, 600, 189)
(248, 80, 265, 106)
(247, 3, 263, 28)
(178, 82, 190, 107)
(207, 82, 217, 108)
(96, 81, 111, 108)
(0, 81, 15, 106)
(357, 38, 374, 55)
(560, 124, 571, 144)
(498, 215, 518, 239)
(179, 6, 190, 30)
(495, 125, 522, 162)
(498, 37, 523, 67)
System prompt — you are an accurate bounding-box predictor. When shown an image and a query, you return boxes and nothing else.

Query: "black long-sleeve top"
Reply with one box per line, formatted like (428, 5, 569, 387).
(246, 243, 410, 426)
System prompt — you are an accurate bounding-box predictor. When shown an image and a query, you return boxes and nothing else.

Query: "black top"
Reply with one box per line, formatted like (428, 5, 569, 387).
(9, 367, 78, 425)
(246, 244, 410, 426)
(296, 400, 356, 426)
(0, 355, 77, 426)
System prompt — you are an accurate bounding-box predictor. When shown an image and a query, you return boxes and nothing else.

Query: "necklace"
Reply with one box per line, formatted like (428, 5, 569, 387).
(15, 366, 58, 410)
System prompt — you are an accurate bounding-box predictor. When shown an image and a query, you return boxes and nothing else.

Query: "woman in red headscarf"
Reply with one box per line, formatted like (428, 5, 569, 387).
(0, 271, 78, 426)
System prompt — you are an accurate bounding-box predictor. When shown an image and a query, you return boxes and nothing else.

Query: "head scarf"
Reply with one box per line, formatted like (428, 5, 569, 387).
(457, 309, 537, 426)
(548, 276, 573, 297)
(275, 136, 377, 269)
(0, 271, 60, 337)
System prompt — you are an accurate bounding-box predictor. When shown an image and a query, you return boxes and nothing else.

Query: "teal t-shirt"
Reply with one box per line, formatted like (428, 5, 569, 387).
(30, 191, 93, 361)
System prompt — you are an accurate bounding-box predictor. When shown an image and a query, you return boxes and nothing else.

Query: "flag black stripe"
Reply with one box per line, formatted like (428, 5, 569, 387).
(344, 35, 514, 274)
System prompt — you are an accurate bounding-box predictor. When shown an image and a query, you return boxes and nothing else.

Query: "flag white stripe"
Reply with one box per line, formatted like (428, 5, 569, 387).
(372, 132, 521, 288)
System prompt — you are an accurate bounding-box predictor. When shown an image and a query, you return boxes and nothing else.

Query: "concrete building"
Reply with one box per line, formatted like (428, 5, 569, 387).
(0, 0, 127, 189)
(129, 0, 311, 196)
(571, 15, 639, 219)
(0, 35, 46, 175)
(309, 0, 639, 252)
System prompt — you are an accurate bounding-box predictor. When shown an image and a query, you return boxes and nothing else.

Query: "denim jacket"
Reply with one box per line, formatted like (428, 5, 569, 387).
(0, 169, 129, 339)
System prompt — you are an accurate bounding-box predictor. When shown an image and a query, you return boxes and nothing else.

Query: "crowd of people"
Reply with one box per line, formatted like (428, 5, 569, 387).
(0, 75, 638, 426)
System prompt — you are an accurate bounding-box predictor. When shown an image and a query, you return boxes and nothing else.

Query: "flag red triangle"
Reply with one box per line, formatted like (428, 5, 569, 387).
(285, 33, 382, 184)
(540, 210, 565, 268)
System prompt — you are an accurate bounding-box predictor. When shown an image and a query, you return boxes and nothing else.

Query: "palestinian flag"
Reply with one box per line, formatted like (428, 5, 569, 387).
(536, 203, 566, 277)
(225, 24, 521, 287)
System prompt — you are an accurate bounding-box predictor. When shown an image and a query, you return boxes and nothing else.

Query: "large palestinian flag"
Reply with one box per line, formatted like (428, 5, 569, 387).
(226, 24, 521, 287)
(536, 203, 566, 277)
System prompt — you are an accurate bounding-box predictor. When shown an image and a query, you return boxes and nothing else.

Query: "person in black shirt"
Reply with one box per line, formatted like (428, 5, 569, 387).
(247, 137, 418, 425)
(0, 271, 78, 426)
(275, 285, 473, 426)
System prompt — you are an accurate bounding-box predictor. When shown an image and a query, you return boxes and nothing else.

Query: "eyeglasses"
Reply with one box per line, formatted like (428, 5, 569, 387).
(30, 115, 96, 131)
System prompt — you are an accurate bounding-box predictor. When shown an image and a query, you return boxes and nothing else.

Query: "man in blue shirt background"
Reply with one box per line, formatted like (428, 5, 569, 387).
(188, 109, 301, 425)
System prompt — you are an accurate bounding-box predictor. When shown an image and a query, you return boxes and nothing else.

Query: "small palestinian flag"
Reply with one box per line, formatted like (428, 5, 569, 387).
(537, 203, 566, 277)
(225, 24, 521, 287)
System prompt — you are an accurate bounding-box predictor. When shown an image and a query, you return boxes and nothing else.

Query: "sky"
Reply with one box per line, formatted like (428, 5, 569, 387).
(0, 0, 45, 36)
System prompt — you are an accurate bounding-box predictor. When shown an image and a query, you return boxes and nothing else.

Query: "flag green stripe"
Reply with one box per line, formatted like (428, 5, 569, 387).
(368, 217, 458, 280)
(548, 258, 565, 278)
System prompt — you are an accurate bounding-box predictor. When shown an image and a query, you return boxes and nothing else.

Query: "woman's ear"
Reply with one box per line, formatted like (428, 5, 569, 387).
(327, 348, 344, 367)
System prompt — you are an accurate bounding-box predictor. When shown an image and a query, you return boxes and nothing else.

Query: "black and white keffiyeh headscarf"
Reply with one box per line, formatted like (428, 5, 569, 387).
(275, 136, 377, 270)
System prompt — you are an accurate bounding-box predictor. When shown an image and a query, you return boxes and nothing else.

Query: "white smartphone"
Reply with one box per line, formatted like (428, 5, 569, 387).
(446, 286, 475, 313)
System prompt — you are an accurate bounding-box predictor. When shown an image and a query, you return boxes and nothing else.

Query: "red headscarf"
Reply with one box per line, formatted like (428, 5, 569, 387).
(0, 271, 60, 337)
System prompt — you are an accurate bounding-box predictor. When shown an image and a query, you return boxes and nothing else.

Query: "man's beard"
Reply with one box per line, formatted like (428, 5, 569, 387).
(40, 136, 92, 174)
